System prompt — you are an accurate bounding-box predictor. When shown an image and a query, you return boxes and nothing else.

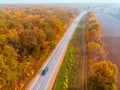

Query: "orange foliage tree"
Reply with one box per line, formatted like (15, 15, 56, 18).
(0, 6, 78, 90)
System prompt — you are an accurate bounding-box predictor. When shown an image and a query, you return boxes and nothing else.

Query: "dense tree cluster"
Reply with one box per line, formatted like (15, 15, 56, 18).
(89, 61, 118, 90)
(85, 12, 118, 90)
(85, 12, 104, 62)
(0, 6, 78, 90)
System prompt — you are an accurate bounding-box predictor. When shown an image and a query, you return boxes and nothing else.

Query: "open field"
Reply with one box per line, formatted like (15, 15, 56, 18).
(103, 37, 120, 89)
(97, 13, 120, 90)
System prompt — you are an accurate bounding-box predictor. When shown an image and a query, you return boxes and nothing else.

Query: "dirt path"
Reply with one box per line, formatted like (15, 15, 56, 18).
(82, 23, 87, 90)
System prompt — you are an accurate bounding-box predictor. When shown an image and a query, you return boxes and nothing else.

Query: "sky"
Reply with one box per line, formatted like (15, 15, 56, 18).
(0, 0, 120, 4)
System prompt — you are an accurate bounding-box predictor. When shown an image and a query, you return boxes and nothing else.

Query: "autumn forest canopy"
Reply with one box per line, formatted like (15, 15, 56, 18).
(0, 5, 78, 90)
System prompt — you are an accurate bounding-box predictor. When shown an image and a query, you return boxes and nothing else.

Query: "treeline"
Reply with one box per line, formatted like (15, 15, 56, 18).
(0, 6, 78, 90)
(85, 12, 118, 90)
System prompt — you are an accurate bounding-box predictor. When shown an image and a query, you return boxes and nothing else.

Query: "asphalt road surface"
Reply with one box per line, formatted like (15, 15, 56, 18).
(97, 13, 120, 90)
(30, 12, 86, 90)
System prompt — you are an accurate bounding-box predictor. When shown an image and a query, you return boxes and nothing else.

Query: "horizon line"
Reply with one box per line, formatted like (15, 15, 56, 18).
(0, 2, 120, 4)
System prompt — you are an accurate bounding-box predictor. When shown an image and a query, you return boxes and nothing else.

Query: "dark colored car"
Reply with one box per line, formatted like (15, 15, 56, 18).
(41, 66, 49, 75)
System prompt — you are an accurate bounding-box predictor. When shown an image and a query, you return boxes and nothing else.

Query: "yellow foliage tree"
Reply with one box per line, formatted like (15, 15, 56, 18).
(87, 41, 102, 54)
(89, 30, 101, 43)
(88, 61, 118, 90)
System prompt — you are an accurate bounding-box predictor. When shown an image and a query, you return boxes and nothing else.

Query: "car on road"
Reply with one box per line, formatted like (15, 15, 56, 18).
(41, 66, 49, 75)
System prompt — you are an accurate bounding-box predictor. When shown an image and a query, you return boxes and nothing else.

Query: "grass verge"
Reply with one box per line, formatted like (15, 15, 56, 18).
(53, 16, 85, 90)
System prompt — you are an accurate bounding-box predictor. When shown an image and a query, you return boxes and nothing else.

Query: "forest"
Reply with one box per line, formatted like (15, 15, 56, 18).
(0, 6, 78, 90)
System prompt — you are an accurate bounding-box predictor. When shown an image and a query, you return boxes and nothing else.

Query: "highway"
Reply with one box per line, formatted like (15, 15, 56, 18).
(30, 12, 86, 90)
